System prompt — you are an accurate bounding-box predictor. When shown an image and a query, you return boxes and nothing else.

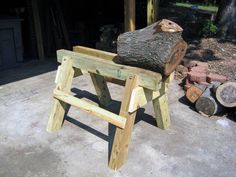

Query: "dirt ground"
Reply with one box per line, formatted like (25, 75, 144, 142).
(184, 38, 236, 81)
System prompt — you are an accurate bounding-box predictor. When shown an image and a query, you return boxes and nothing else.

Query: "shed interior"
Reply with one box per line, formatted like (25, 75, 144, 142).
(0, 0, 148, 70)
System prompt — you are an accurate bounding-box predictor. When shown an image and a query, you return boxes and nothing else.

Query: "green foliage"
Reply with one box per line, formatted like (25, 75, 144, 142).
(175, 2, 218, 12)
(200, 20, 218, 37)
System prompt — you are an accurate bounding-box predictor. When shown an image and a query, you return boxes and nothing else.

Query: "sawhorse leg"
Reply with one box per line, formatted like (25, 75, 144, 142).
(47, 57, 75, 132)
(109, 75, 138, 170)
(90, 73, 112, 107)
(152, 73, 173, 129)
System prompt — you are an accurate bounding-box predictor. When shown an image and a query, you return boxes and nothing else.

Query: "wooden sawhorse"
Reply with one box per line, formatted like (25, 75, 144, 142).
(47, 46, 173, 170)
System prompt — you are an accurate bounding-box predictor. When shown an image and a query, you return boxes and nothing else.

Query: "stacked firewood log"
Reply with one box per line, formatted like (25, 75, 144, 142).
(184, 61, 236, 116)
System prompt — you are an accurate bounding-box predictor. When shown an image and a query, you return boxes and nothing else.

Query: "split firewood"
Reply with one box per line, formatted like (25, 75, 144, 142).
(195, 87, 223, 116)
(216, 82, 236, 108)
(116, 19, 187, 76)
(186, 84, 206, 103)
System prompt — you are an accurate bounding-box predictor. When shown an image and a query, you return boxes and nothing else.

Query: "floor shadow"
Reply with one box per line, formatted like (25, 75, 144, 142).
(66, 116, 109, 141)
(201, 49, 221, 61)
(226, 108, 236, 122)
(0, 59, 58, 85)
(65, 88, 157, 162)
(178, 95, 196, 112)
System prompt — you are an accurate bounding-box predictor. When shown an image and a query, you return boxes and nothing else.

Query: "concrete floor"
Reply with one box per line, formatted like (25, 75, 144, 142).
(0, 61, 236, 177)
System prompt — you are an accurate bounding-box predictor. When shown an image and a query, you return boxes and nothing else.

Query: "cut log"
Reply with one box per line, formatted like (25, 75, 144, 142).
(186, 85, 206, 103)
(195, 87, 223, 116)
(116, 19, 187, 76)
(216, 82, 236, 108)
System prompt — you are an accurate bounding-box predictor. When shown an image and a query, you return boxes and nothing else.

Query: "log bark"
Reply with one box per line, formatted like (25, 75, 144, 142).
(216, 82, 236, 108)
(116, 19, 187, 76)
(195, 87, 223, 116)
(186, 85, 206, 104)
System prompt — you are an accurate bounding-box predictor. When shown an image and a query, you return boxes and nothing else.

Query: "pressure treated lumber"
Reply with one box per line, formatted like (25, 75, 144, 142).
(53, 89, 126, 129)
(195, 87, 222, 116)
(128, 87, 161, 113)
(57, 50, 162, 91)
(186, 85, 206, 103)
(90, 73, 112, 107)
(109, 74, 138, 170)
(47, 46, 173, 170)
(73, 46, 117, 61)
(73, 46, 125, 86)
(47, 57, 74, 132)
(117, 19, 187, 76)
(152, 73, 172, 129)
(216, 82, 236, 107)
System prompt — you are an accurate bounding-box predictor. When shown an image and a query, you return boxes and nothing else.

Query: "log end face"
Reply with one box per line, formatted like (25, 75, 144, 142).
(196, 97, 216, 116)
(153, 19, 183, 33)
(216, 82, 236, 107)
(164, 40, 188, 76)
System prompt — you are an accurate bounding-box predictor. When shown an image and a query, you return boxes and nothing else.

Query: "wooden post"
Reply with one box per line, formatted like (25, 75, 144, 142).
(109, 74, 138, 170)
(31, 0, 45, 60)
(147, 0, 159, 25)
(124, 0, 135, 32)
(152, 73, 173, 129)
(90, 73, 112, 107)
(47, 57, 74, 132)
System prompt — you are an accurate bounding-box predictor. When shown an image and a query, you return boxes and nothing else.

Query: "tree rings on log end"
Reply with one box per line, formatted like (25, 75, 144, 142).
(216, 82, 236, 107)
(164, 40, 187, 76)
(195, 97, 217, 116)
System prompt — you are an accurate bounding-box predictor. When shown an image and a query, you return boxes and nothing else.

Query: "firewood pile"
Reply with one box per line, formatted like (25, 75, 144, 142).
(177, 60, 236, 117)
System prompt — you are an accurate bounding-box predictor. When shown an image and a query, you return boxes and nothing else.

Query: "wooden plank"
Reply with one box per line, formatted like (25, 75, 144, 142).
(57, 49, 162, 91)
(152, 73, 172, 129)
(31, 0, 45, 60)
(152, 93, 170, 129)
(128, 87, 160, 113)
(124, 0, 135, 32)
(47, 57, 74, 132)
(73, 46, 117, 61)
(90, 73, 112, 107)
(109, 74, 138, 170)
(147, 0, 159, 25)
(73, 46, 126, 86)
(53, 89, 126, 129)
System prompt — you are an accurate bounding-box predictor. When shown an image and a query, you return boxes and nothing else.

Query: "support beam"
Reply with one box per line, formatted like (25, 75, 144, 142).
(90, 73, 112, 107)
(147, 0, 159, 25)
(152, 93, 170, 129)
(152, 73, 173, 129)
(57, 49, 162, 91)
(124, 0, 135, 32)
(47, 57, 74, 132)
(73, 46, 117, 61)
(53, 89, 126, 129)
(109, 74, 138, 170)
